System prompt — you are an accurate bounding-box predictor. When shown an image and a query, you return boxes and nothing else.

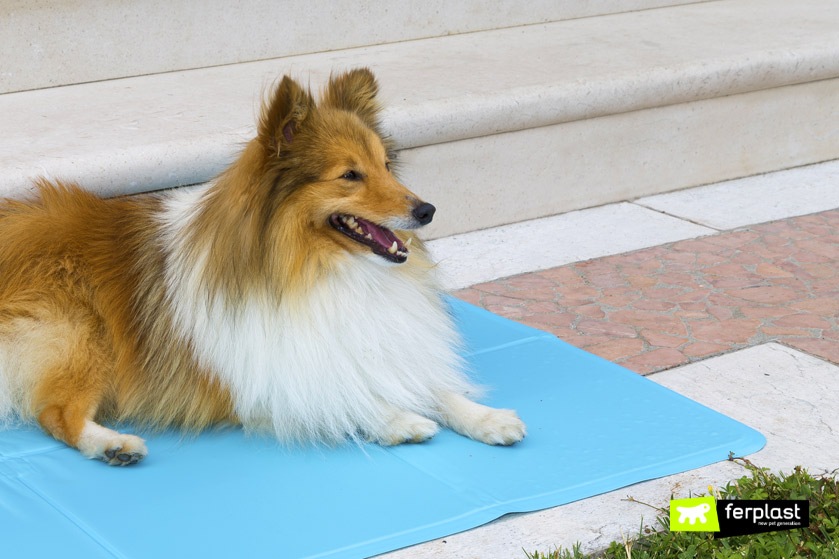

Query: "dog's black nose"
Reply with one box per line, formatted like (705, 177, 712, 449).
(412, 202, 436, 226)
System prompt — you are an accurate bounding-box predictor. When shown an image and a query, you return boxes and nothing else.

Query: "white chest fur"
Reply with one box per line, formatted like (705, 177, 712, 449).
(159, 188, 475, 443)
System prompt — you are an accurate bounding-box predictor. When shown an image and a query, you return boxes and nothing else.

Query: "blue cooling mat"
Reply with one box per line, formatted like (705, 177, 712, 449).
(0, 298, 764, 559)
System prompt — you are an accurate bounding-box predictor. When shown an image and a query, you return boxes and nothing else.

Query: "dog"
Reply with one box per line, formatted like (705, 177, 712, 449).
(0, 68, 525, 466)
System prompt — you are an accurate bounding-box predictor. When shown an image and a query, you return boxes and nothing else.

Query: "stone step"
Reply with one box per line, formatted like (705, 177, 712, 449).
(1, 0, 837, 239)
(1, 0, 705, 94)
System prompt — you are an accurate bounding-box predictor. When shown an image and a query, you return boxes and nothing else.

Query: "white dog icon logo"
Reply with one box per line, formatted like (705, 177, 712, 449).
(676, 503, 711, 525)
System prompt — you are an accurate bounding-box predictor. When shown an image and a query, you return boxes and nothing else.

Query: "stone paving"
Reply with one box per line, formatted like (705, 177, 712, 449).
(453, 209, 839, 374)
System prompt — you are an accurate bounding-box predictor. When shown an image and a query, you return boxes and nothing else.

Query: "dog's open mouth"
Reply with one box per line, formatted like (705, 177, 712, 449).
(329, 214, 410, 263)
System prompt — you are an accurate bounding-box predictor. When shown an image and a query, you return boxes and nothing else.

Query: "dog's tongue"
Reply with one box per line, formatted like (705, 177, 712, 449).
(356, 217, 405, 252)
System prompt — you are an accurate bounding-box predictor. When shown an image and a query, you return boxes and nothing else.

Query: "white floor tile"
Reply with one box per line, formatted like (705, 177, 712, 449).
(636, 159, 839, 230)
(425, 202, 714, 290)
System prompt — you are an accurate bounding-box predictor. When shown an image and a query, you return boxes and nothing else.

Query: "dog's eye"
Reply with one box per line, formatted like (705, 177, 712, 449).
(341, 170, 362, 181)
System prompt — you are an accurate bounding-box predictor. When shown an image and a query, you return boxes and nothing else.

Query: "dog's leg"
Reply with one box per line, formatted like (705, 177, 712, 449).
(437, 392, 526, 446)
(31, 315, 147, 466)
(38, 401, 147, 466)
(366, 402, 439, 446)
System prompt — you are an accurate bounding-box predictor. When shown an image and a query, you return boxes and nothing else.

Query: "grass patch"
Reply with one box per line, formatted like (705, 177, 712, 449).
(524, 456, 839, 559)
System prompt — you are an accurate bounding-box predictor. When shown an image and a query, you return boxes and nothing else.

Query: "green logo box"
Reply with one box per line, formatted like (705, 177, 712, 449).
(670, 496, 720, 532)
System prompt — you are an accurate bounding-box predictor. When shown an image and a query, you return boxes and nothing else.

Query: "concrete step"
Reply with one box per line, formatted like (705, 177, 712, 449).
(1, 0, 707, 94)
(2, 0, 838, 239)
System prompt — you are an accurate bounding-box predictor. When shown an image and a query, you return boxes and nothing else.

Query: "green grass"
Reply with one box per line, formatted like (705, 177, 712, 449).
(524, 456, 839, 559)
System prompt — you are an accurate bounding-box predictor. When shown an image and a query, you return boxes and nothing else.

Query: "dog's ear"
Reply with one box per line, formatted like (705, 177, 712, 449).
(258, 75, 315, 155)
(322, 68, 382, 132)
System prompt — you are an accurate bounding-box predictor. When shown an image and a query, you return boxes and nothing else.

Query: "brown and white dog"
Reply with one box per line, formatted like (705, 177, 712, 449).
(0, 69, 525, 465)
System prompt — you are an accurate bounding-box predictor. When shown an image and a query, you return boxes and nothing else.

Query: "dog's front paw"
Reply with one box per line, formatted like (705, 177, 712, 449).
(471, 408, 527, 446)
(367, 410, 439, 446)
(439, 393, 527, 446)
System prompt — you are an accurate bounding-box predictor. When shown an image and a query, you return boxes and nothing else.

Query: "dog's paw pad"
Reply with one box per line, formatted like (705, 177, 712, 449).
(116, 452, 140, 464)
(96, 436, 148, 466)
(474, 409, 526, 446)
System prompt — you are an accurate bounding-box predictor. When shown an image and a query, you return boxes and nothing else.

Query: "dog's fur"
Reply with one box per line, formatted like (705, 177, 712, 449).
(0, 69, 525, 465)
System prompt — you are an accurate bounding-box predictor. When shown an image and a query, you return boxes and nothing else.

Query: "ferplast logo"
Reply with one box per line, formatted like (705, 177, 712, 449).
(669, 496, 809, 537)
(669, 497, 720, 532)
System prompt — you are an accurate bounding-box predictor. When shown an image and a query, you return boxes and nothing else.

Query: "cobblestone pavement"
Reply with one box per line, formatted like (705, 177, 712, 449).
(453, 209, 839, 374)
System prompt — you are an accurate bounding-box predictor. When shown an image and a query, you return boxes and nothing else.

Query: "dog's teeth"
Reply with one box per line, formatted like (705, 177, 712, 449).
(387, 241, 398, 254)
(354, 226, 364, 235)
(365, 233, 372, 240)
(347, 216, 357, 227)
(405, 237, 412, 248)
